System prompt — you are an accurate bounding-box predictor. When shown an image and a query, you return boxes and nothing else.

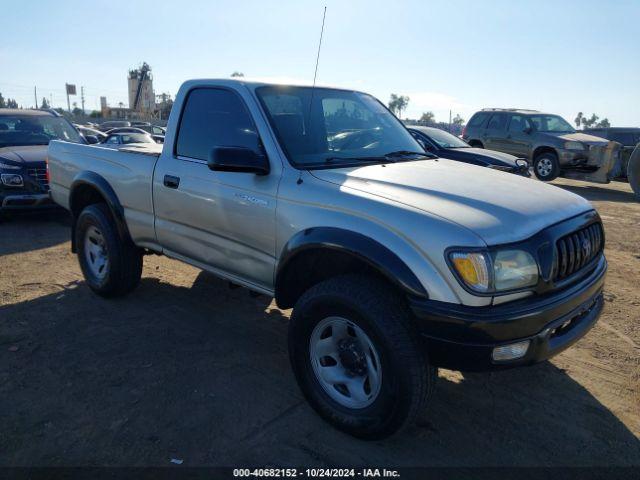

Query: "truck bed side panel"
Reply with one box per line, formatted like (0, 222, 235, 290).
(48, 141, 159, 248)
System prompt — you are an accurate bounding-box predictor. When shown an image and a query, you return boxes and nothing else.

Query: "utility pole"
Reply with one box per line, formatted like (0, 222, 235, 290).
(34, 86, 38, 109)
(81, 86, 85, 114)
(449, 109, 452, 132)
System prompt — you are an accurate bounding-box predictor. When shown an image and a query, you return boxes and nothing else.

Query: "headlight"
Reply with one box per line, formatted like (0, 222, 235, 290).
(493, 250, 538, 290)
(0, 160, 22, 170)
(1, 173, 24, 187)
(564, 141, 585, 150)
(448, 249, 538, 294)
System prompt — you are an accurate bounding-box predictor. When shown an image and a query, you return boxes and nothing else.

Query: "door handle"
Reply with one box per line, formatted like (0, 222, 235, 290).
(163, 175, 180, 189)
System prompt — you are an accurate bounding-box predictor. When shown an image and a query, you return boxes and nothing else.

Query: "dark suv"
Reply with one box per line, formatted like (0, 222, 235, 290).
(0, 109, 83, 215)
(462, 109, 614, 181)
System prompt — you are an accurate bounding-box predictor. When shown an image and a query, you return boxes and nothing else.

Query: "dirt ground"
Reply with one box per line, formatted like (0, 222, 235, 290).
(0, 177, 638, 467)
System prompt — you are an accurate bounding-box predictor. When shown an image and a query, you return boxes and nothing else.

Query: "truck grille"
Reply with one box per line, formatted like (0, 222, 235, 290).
(27, 167, 49, 192)
(553, 223, 603, 281)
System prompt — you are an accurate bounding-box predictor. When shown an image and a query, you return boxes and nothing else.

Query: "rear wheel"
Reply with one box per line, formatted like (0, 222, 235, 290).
(534, 152, 560, 181)
(75, 203, 143, 297)
(468, 140, 484, 148)
(288, 274, 436, 439)
(628, 145, 640, 201)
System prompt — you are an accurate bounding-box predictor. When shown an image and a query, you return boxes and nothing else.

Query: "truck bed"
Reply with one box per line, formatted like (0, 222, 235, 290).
(48, 140, 161, 249)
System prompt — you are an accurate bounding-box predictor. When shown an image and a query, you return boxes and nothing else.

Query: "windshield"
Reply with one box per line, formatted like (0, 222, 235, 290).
(256, 86, 424, 168)
(423, 128, 469, 148)
(120, 133, 153, 144)
(0, 114, 83, 148)
(529, 114, 575, 133)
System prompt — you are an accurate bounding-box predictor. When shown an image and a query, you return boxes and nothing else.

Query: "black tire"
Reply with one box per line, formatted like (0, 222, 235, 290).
(75, 203, 143, 297)
(628, 145, 640, 201)
(533, 152, 560, 181)
(288, 274, 437, 439)
(468, 140, 484, 148)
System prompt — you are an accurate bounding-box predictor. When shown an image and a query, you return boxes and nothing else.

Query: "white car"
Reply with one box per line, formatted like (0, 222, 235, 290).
(100, 132, 156, 149)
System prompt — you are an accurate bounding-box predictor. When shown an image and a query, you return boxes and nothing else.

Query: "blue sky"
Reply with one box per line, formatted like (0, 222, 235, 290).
(2, 0, 638, 126)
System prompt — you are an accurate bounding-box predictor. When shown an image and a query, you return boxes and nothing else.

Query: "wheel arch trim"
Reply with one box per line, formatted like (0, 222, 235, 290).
(274, 227, 428, 308)
(69, 171, 130, 252)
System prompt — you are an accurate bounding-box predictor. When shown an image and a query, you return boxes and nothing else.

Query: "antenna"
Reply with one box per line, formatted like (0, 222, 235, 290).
(308, 6, 327, 122)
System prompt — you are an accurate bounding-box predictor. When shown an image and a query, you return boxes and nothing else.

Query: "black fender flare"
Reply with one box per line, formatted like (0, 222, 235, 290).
(69, 171, 130, 251)
(275, 227, 428, 308)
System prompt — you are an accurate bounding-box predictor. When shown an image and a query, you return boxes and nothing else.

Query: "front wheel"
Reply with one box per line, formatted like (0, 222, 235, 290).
(533, 152, 560, 181)
(288, 274, 436, 439)
(76, 203, 143, 297)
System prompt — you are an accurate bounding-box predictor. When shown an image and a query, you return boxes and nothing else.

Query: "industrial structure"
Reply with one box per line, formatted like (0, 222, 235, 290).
(128, 62, 155, 113)
(100, 62, 172, 121)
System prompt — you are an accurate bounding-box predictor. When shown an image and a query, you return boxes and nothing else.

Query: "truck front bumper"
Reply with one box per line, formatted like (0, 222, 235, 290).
(409, 256, 606, 371)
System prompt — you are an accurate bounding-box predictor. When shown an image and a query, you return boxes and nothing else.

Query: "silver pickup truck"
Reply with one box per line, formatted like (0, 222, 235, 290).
(48, 79, 607, 439)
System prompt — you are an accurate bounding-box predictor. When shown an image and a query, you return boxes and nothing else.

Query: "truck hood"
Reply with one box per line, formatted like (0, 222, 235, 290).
(310, 159, 592, 245)
(445, 147, 521, 165)
(0, 145, 48, 165)
(544, 132, 608, 145)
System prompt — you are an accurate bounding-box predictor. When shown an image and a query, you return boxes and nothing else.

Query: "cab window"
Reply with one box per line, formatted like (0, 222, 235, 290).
(176, 88, 260, 161)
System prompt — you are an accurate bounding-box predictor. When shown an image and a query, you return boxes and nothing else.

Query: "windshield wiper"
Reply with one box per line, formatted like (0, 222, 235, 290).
(324, 155, 396, 164)
(384, 150, 437, 159)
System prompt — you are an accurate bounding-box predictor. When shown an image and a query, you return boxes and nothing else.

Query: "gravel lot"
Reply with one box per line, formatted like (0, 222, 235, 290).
(0, 177, 638, 467)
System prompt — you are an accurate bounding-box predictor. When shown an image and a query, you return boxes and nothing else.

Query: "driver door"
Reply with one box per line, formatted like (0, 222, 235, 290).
(153, 87, 280, 292)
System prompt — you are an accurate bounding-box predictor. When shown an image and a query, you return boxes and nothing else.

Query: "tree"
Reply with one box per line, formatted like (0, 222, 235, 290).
(575, 112, 611, 129)
(581, 113, 600, 129)
(72, 107, 84, 116)
(388, 94, 409, 119)
(40, 97, 50, 109)
(419, 111, 435, 124)
(0, 92, 5, 108)
(231, 71, 245, 77)
(6, 98, 18, 108)
(452, 114, 465, 126)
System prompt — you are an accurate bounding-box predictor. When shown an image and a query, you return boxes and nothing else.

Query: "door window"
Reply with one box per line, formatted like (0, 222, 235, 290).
(508, 115, 530, 132)
(487, 114, 506, 130)
(176, 88, 260, 161)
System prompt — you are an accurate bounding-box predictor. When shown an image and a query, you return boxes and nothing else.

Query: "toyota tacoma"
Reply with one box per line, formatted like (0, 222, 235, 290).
(48, 79, 607, 439)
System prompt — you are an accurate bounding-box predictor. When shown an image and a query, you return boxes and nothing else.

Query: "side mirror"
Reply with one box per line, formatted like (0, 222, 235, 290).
(208, 146, 270, 175)
(85, 135, 99, 144)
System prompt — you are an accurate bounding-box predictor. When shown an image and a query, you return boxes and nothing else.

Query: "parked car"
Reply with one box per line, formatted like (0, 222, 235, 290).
(131, 121, 151, 127)
(104, 127, 163, 144)
(100, 132, 156, 148)
(136, 124, 166, 136)
(48, 79, 606, 439)
(75, 125, 107, 143)
(407, 126, 530, 176)
(98, 120, 131, 132)
(462, 109, 619, 182)
(583, 127, 640, 178)
(0, 108, 84, 215)
(104, 127, 149, 135)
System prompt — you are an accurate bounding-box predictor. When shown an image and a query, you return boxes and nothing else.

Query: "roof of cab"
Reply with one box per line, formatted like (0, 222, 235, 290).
(179, 78, 359, 93)
(0, 108, 59, 117)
